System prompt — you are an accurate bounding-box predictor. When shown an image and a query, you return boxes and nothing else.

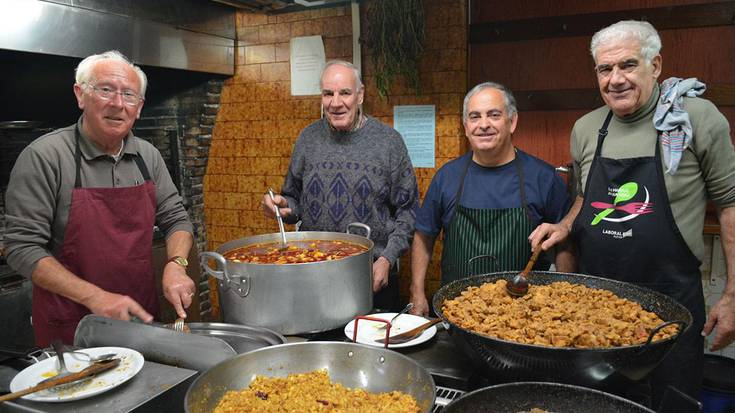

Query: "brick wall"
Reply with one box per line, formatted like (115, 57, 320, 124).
(134, 78, 223, 318)
(206, 0, 467, 306)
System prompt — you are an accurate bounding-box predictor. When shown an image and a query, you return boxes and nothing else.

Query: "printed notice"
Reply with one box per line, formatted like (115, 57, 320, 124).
(290, 36, 325, 96)
(394, 105, 436, 168)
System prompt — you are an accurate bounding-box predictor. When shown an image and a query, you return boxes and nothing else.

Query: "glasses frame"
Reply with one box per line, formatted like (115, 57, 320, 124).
(83, 82, 144, 106)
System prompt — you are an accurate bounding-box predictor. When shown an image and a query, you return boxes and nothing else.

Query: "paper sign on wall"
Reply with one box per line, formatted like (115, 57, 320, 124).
(394, 105, 436, 168)
(290, 36, 325, 96)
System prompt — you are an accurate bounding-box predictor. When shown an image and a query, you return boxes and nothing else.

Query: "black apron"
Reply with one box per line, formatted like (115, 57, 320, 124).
(440, 153, 539, 284)
(572, 111, 705, 406)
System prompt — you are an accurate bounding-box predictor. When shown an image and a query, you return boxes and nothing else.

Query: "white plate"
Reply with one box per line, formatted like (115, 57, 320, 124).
(344, 313, 437, 348)
(10, 346, 144, 402)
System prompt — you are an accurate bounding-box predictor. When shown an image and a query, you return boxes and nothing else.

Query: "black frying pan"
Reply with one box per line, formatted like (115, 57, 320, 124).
(442, 382, 654, 413)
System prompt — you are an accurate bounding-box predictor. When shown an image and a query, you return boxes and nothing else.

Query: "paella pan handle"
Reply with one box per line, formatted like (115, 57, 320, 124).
(467, 254, 499, 275)
(199, 251, 251, 298)
(346, 222, 371, 239)
(641, 320, 688, 351)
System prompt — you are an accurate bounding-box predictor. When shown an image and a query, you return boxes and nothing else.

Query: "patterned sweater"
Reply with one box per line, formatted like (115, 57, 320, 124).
(281, 116, 419, 266)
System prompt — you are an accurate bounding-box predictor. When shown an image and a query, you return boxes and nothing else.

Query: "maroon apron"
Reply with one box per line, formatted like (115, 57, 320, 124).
(32, 127, 159, 346)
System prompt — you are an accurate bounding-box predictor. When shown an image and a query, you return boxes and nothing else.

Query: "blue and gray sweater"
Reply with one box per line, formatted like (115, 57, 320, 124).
(281, 116, 419, 267)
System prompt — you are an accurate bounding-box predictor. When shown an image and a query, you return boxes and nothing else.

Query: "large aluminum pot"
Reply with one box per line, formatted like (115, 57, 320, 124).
(201, 223, 373, 335)
(185, 341, 436, 413)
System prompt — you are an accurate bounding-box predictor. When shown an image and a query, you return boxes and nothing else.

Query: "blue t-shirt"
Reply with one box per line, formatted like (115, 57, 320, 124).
(416, 150, 571, 237)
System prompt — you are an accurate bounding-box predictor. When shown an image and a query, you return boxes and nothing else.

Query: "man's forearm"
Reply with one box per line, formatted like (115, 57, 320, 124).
(562, 196, 584, 230)
(31, 256, 104, 309)
(718, 206, 735, 296)
(410, 232, 435, 294)
(166, 230, 193, 260)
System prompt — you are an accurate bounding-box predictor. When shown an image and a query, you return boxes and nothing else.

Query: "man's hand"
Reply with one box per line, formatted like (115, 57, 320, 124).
(703, 293, 735, 351)
(85, 290, 153, 323)
(162, 261, 195, 319)
(409, 290, 430, 316)
(528, 222, 570, 252)
(262, 193, 292, 219)
(372, 256, 391, 292)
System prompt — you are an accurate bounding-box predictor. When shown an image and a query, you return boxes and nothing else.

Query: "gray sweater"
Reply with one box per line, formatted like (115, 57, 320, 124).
(281, 116, 419, 266)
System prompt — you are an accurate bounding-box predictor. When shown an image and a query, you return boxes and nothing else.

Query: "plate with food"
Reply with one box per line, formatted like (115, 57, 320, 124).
(9, 346, 144, 402)
(344, 313, 438, 348)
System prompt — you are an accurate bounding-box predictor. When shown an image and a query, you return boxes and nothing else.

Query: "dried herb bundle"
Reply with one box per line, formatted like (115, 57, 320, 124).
(364, 0, 425, 97)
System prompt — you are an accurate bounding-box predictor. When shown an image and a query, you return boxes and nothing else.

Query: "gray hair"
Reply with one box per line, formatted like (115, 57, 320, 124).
(590, 20, 662, 64)
(462, 82, 517, 123)
(75, 50, 148, 96)
(320, 59, 364, 90)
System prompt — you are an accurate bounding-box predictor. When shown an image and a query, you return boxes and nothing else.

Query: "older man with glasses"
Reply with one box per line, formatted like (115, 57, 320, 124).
(4, 50, 195, 346)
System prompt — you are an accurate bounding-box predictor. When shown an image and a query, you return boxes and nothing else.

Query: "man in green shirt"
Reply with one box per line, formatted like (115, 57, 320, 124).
(530, 20, 735, 405)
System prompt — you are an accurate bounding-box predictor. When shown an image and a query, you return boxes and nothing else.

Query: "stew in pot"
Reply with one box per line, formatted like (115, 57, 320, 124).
(224, 240, 368, 264)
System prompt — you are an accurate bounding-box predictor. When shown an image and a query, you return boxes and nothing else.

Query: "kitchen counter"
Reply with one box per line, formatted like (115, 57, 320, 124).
(0, 360, 196, 413)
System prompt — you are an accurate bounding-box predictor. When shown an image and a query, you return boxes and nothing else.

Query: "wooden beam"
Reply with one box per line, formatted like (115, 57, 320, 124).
(470, 1, 735, 44)
(513, 84, 735, 111)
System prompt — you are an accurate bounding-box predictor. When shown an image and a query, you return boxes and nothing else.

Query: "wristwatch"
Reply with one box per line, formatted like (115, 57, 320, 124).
(168, 256, 188, 268)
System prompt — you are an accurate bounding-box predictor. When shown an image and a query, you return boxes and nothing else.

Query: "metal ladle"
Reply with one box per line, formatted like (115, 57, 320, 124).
(267, 188, 288, 250)
(506, 247, 542, 297)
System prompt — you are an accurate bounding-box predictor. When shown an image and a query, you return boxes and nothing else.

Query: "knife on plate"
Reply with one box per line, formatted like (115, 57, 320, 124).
(0, 358, 121, 402)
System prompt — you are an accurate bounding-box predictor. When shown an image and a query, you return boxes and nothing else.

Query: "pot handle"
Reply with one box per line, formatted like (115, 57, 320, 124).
(346, 222, 371, 239)
(199, 251, 251, 298)
(641, 320, 687, 350)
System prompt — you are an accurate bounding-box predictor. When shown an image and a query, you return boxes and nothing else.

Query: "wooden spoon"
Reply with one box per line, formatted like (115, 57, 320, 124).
(374, 318, 442, 345)
(0, 358, 120, 402)
(506, 247, 542, 297)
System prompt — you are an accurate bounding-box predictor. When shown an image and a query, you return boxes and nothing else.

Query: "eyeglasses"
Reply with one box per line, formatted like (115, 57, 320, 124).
(83, 83, 144, 106)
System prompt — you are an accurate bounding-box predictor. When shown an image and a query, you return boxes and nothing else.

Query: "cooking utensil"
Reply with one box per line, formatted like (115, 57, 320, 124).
(40, 340, 72, 385)
(266, 187, 288, 250)
(184, 342, 436, 413)
(506, 247, 542, 297)
(433, 271, 690, 388)
(442, 382, 655, 413)
(376, 303, 414, 331)
(74, 315, 238, 372)
(374, 318, 443, 345)
(173, 317, 187, 333)
(200, 223, 374, 335)
(0, 358, 120, 402)
(68, 351, 117, 363)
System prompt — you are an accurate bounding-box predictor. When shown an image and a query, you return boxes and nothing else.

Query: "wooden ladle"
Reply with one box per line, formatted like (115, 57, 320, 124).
(506, 247, 542, 297)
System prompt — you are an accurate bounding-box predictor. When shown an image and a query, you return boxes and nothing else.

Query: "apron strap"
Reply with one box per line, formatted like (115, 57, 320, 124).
(593, 111, 614, 157)
(512, 153, 533, 223)
(73, 126, 152, 187)
(133, 153, 152, 182)
(453, 154, 473, 206)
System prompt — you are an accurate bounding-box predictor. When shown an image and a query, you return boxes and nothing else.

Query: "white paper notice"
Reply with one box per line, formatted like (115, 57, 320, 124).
(394, 105, 436, 168)
(290, 36, 326, 96)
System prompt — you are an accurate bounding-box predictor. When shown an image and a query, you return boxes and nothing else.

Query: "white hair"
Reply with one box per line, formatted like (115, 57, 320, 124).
(462, 82, 517, 123)
(590, 20, 662, 64)
(75, 50, 148, 96)
(320, 59, 364, 90)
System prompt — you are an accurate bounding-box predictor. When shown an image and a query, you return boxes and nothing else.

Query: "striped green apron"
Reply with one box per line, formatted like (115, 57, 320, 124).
(440, 153, 536, 284)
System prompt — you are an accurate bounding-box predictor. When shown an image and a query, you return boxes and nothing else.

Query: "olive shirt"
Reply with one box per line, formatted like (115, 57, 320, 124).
(571, 83, 735, 261)
(4, 119, 193, 278)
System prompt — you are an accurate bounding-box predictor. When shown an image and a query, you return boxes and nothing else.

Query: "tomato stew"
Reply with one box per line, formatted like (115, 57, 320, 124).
(224, 240, 368, 264)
